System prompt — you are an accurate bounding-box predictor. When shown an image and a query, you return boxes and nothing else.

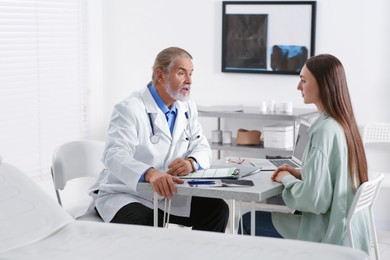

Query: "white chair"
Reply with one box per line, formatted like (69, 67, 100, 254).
(346, 173, 384, 260)
(51, 139, 105, 221)
(362, 122, 390, 187)
(363, 123, 390, 145)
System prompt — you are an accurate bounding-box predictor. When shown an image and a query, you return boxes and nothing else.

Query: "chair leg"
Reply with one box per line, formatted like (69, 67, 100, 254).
(51, 168, 62, 206)
(55, 190, 62, 206)
(369, 208, 380, 260)
(347, 224, 355, 248)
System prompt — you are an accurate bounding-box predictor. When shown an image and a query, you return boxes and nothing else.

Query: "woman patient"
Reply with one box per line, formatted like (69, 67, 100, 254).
(240, 54, 372, 254)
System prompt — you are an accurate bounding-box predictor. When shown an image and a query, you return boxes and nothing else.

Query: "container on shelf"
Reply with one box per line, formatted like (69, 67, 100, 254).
(263, 124, 294, 149)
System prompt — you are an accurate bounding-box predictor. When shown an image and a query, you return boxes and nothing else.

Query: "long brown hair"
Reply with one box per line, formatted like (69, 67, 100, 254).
(305, 54, 368, 188)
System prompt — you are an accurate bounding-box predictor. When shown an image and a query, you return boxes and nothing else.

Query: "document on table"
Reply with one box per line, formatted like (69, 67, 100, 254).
(180, 167, 239, 179)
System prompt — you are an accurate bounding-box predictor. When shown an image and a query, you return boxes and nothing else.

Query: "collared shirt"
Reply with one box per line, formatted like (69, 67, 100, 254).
(148, 83, 200, 170)
(149, 83, 177, 134)
(272, 114, 371, 253)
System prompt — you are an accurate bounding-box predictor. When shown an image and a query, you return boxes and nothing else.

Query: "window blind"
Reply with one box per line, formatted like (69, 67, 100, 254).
(0, 0, 88, 177)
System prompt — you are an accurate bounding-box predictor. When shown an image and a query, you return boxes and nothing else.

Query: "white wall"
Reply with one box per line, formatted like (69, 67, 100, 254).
(87, 0, 390, 228)
(88, 0, 390, 139)
(88, 0, 104, 137)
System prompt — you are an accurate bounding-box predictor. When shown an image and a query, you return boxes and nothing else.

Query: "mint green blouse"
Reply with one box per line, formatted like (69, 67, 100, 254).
(272, 114, 371, 253)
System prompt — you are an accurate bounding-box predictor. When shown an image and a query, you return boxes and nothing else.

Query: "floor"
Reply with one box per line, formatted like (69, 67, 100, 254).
(33, 174, 390, 260)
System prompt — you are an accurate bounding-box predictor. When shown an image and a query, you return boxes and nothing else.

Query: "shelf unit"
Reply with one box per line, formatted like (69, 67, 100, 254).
(198, 106, 318, 159)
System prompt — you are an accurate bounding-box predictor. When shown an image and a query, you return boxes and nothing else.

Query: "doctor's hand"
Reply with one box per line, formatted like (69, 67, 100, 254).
(145, 168, 184, 199)
(271, 164, 301, 183)
(167, 158, 192, 177)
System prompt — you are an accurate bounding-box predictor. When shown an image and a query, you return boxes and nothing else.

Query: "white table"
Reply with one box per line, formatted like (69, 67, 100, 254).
(137, 170, 284, 235)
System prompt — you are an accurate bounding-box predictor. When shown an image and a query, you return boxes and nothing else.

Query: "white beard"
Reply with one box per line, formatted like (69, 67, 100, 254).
(166, 82, 191, 102)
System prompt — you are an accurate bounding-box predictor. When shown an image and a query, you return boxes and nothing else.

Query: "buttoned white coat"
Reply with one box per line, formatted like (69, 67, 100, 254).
(89, 87, 211, 222)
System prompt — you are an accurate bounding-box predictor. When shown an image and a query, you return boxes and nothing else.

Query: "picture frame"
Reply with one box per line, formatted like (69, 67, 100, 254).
(222, 1, 317, 75)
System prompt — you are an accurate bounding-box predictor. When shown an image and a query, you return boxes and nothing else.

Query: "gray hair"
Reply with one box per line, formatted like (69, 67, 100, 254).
(151, 47, 192, 84)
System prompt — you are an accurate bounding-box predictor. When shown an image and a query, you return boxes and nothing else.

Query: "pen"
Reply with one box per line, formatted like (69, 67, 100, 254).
(187, 180, 215, 186)
(241, 168, 261, 178)
(248, 160, 256, 167)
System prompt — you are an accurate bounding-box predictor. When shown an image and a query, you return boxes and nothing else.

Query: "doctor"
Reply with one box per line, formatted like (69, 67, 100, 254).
(89, 47, 229, 232)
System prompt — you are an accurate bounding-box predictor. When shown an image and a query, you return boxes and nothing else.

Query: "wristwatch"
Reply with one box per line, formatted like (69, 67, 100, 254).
(186, 158, 199, 172)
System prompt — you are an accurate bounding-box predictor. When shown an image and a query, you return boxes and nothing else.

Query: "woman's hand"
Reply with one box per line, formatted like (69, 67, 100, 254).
(271, 164, 301, 183)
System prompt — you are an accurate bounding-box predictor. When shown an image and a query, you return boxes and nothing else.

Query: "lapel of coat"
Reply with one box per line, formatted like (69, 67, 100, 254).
(141, 88, 171, 141)
(172, 101, 188, 144)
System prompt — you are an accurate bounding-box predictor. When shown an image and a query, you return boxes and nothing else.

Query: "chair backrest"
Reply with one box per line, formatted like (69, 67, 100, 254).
(346, 174, 384, 248)
(51, 139, 105, 191)
(51, 139, 105, 217)
(363, 123, 390, 145)
(347, 174, 384, 218)
(362, 122, 390, 186)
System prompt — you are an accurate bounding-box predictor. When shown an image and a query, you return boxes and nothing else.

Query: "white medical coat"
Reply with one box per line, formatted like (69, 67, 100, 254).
(89, 87, 211, 222)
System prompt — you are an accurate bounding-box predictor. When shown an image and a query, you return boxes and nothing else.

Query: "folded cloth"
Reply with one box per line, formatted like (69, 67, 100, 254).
(236, 129, 261, 145)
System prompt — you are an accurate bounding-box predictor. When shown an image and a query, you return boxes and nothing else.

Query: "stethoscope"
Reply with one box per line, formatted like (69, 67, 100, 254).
(148, 111, 196, 144)
(148, 112, 160, 144)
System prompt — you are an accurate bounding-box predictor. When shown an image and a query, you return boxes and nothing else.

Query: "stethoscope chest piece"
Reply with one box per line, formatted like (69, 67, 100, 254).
(150, 135, 160, 144)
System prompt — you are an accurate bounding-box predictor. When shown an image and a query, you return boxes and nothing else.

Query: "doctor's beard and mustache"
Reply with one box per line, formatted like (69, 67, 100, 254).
(165, 81, 191, 102)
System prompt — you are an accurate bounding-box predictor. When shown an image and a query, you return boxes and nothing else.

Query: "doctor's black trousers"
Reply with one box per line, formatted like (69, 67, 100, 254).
(101, 196, 229, 233)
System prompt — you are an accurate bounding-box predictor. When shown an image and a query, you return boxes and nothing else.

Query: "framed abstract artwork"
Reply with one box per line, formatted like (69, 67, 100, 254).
(222, 1, 317, 75)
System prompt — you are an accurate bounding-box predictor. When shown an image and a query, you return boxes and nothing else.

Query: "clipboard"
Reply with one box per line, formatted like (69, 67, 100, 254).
(180, 167, 239, 179)
(221, 179, 254, 187)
